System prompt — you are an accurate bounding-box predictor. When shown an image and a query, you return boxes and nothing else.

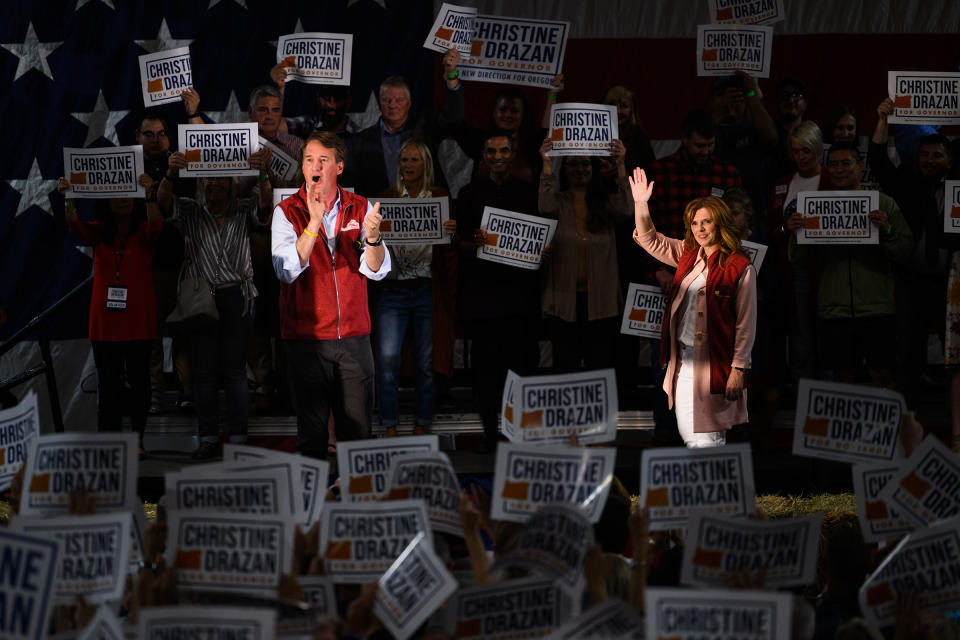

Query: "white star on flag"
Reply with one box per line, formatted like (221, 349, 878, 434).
(207, 91, 246, 124)
(269, 18, 304, 48)
(1, 21, 63, 82)
(6, 158, 59, 218)
(135, 18, 194, 53)
(208, 0, 249, 10)
(347, 91, 382, 132)
(75, 0, 116, 11)
(71, 90, 131, 147)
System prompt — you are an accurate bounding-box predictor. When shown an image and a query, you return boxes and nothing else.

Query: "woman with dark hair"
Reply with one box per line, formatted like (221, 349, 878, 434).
(823, 105, 858, 144)
(538, 137, 631, 371)
(600, 84, 655, 174)
(455, 85, 546, 182)
(58, 174, 162, 453)
(631, 168, 757, 447)
(161, 152, 272, 458)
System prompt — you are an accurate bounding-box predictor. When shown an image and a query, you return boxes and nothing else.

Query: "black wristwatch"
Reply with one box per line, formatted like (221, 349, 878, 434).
(366, 236, 383, 247)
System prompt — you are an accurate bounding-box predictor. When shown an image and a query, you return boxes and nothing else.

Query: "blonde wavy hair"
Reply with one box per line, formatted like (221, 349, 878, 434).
(682, 196, 743, 266)
(393, 138, 436, 195)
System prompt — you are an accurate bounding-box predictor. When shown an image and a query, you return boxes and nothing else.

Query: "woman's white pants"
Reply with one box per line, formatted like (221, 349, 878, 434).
(675, 346, 726, 448)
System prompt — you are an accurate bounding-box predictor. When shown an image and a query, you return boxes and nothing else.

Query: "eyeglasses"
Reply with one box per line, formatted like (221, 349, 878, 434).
(780, 92, 805, 100)
(138, 130, 167, 139)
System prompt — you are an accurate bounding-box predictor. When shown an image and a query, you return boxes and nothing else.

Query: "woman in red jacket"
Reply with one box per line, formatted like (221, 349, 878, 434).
(59, 175, 161, 454)
(630, 168, 757, 448)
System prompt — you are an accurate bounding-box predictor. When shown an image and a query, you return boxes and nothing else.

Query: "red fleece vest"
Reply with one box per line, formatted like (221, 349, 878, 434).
(661, 248, 750, 393)
(277, 185, 371, 340)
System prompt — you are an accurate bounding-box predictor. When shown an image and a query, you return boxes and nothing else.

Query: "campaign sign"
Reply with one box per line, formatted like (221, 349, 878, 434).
(620, 283, 667, 339)
(852, 463, 915, 544)
(547, 103, 618, 156)
(258, 136, 299, 182)
(477, 206, 557, 271)
(384, 452, 462, 537)
(423, 3, 477, 54)
(63, 146, 146, 199)
(128, 506, 149, 575)
(646, 587, 793, 640)
(859, 516, 960, 630)
(20, 432, 138, 516)
(177, 122, 258, 177)
(0, 390, 38, 492)
(377, 197, 451, 245)
(165, 466, 290, 516)
(888, 71, 960, 126)
(640, 443, 756, 530)
(944, 180, 960, 234)
(792, 379, 905, 465)
(138, 606, 277, 640)
(681, 512, 822, 588)
(459, 15, 569, 89)
(223, 443, 328, 526)
(0, 529, 58, 640)
(337, 435, 439, 503)
(696, 25, 773, 78)
(277, 32, 352, 86)
(375, 533, 458, 640)
(877, 437, 960, 528)
(447, 576, 577, 639)
(544, 599, 645, 640)
(491, 442, 616, 524)
(708, 0, 786, 25)
(273, 186, 299, 208)
(11, 513, 131, 604)
(77, 604, 124, 640)
(796, 190, 880, 245)
(138, 47, 192, 106)
(299, 576, 337, 617)
(501, 368, 617, 444)
(320, 499, 432, 583)
(165, 512, 291, 598)
(741, 240, 767, 272)
(491, 503, 593, 593)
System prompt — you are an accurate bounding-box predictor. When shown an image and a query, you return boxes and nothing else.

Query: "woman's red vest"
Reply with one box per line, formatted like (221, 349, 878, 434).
(661, 248, 750, 393)
(276, 185, 371, 340)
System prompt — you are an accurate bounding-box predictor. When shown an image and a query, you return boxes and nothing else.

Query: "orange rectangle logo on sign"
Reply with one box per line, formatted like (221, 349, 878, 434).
(185, 149, 202, 162)
(701, 49, 718, 62)
(802, 416, 829, 437)
(504, 405, 513, 423)
(520, 410, 542, 428)
(386, 487, 411, 500)
(900, 470, 931, 500)
(951, 206, 960, 219)
(435, 27, 453, 41)
(380, 220, 392, 232)
(550, 128, 564, 141)
(646, 487, 669, 507)
(174, 549, 202, 570)
(502, 481, 529, 500)
(866, 582, 894, 606)
(29, 473, 50, 493)
(0, 449, 4, 465)
(470, 40, 483, 57)
(893, 95, 911, 109)
(349, 474, 373, 494)
(281, 56, 296, 68)
(147, 78, 163, 93)
(629, 308, 648, 322)
(865, 500, 889, 520)
(325, 540, 352, 559)
(70, 172, 87, 185)
(802, 216, 820, 229)
(716, 8, 733, 20)
(693, 547, 723, 568)
(455, 619, 482, 637)
(484, 232, 499, 246)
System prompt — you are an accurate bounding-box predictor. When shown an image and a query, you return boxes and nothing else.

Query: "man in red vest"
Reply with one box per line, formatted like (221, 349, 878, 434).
(271, 131, 391, 459)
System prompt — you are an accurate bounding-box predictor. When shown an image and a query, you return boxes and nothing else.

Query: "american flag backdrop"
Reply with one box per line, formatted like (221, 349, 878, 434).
(0, 0, 438, 342)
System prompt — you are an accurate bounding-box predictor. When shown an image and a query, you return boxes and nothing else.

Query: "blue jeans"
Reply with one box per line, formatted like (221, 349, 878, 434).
(375, 282, 435, 427)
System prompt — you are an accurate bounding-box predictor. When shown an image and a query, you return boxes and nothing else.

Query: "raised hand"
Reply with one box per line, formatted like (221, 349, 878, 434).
(629, 167, 654, 204)
(364, 202, 383, 242)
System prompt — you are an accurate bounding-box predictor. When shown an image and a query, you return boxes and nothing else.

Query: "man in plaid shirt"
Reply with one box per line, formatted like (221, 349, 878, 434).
(646, 110, 742, 291)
